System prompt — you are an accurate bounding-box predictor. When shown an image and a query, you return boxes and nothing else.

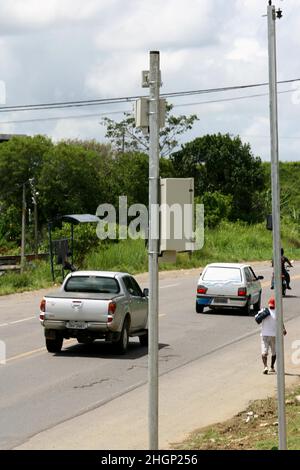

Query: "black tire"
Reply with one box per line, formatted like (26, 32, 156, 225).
(242, 299, 251, 316)
(139, 332, 148, 347)
(253, 293, 261, 312)
(114, 318, 130, 354)
(46, 336, 63, 353)
(196, 302, 204, 313)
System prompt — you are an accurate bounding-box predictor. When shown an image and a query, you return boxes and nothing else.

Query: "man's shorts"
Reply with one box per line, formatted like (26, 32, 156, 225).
(261, 336, 276, 355)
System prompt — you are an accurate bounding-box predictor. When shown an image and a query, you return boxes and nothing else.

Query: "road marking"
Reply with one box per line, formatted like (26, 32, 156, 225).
(160, 283, 179, 289)
(159, 314, 166, 317)
(10, 316, 36, 325)
(0, 316, 36, 328)
(7, 346, 46, 363)
(6, 339, 77, 363)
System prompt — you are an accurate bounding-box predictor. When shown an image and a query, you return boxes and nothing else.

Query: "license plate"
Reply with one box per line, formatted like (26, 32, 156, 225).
(214, 297, 228, 304)
(67, 321, 87, 329)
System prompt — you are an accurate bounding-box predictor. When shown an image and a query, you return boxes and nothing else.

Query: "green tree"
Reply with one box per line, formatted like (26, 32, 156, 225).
(110, 152, 174, 207)
(197, 192, 233, 228)
(37, 142, 106, 222)
(102, 104, 198, 157)
(0, 135, 53, 209)
(0, 135, 53, 240)
(171, 133, 265, 223)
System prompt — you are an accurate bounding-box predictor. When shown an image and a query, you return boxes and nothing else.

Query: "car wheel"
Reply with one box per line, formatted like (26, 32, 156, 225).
(196, 302, 204, 313)
(253, 293, 261, 312)
(114, 317, 129, 354)
(46, 336, 63, 353)
(242, 299, 251, 316)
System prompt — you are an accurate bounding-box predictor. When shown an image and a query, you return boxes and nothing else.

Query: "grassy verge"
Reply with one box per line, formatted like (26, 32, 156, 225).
(1, 221, 300, 295)
(172, 384, 300, 450)
(0, 261, 54, 296)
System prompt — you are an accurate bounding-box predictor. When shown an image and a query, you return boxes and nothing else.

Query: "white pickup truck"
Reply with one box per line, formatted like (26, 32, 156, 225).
(39, 271, 148, 354)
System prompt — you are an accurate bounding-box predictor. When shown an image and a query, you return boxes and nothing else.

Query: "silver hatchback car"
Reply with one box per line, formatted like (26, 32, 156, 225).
(196, 263, 263, 315)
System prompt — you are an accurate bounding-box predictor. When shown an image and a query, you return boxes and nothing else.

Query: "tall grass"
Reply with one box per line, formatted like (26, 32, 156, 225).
(1, 221, 299, 295)
(0, 261, 53, 296)
(83, 238, 148, 274)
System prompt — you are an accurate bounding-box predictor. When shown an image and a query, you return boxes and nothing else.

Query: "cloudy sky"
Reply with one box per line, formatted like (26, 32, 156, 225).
(0, 0, 299, 161)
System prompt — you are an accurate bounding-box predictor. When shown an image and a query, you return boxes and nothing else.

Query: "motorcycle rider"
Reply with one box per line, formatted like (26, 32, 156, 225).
(271, 248, 293, 290)
(281, 248, 293, 289)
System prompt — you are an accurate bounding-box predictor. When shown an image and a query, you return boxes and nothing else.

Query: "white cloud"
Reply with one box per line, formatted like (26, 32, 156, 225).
(0, 0, 117, 31)
(0, 0, 299, 160)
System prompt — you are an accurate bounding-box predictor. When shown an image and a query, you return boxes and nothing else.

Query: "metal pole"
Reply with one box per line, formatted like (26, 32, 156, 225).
(267, 2, 287, 450)
(148, 50, 160, 450)
(48, 223, 55, 282)
(34, 199, 38, 256)
(20, 183, 26, 273)
(29, 178, 38, 257)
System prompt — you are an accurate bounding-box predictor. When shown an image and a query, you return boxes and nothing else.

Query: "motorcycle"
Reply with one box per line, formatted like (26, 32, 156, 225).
(271, 262, 293, 296)
(271, 272, 287, 296)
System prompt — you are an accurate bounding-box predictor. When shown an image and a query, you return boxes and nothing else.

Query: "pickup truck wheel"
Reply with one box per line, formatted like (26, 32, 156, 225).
(46, 336, 63, 353)
(114, 318, 129, 354)
(196, 302, 204, 313)
(139, 332, 148, 347)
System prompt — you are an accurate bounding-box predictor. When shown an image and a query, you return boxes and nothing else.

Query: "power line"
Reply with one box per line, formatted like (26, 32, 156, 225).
(0, 78, 299, 113)
(0, 88, 296, 126)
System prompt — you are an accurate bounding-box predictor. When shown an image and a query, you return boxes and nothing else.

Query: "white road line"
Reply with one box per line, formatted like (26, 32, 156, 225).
(10, 316, 36, 325)
(159, 283, 179, 289)
(0, 316, 36, 328)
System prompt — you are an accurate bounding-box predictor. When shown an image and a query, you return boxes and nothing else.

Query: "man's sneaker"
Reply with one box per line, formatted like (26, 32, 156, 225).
(270, 367, 276, 373)
(263, 367, 268, 375)
(287, 286, 291, 290)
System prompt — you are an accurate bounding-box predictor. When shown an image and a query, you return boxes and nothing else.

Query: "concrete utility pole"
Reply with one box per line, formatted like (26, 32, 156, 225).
(267, 1, 287, 450)
(20, 183, 26, 273)
(148, 51, 160, 450)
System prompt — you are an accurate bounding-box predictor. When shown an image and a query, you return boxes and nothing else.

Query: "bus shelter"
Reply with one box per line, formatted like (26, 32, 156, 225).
(48, 214, 100, 281)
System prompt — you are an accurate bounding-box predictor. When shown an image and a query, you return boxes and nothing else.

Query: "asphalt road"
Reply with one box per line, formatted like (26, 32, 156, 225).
(0, 261, 300, 449)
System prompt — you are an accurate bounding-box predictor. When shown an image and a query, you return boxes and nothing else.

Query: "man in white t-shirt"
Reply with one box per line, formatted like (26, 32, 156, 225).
(260, 297, 287, 375)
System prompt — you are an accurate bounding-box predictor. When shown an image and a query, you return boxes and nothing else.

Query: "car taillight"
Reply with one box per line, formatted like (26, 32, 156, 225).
(107, 302, 116, 323)
(197, 285, 207, 294)
(40, 313, 45, 321)
(40, 299, 46, 312)
(238, 287, 247, 296)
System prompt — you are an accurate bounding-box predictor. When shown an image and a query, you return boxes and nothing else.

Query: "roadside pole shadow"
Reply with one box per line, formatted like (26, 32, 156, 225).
(285, 372, 300, 378)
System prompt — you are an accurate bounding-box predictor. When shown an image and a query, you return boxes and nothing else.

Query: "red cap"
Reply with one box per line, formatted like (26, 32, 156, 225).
(268, 297, 275, 308)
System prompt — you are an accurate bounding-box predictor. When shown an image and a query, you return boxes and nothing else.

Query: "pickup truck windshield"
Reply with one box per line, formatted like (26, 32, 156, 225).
(203, 267, 242, 282)
(64, 276, 120, 294)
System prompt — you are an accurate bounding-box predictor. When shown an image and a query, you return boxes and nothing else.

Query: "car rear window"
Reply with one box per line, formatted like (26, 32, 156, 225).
(202, 267, 242, 282)
(64, 276, 120, 294)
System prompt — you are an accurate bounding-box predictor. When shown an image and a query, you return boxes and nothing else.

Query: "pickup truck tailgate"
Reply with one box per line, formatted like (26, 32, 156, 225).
(44, 293, 118, 322)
